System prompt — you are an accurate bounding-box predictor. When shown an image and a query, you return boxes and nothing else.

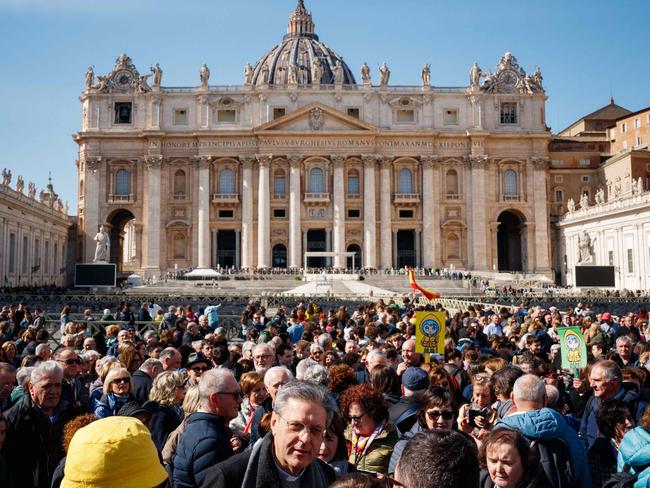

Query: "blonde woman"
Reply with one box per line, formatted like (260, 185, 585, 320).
(94, 367, 134, 418)
(162, 384, 201, 465)
(148, 370, 186, 451)
(88, 355, 120, 411)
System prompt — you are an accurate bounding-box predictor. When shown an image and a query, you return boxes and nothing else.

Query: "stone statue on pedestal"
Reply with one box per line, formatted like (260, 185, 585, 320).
(333, 60, 344, 85)
(595, 188, 605, 205)
(379, 62, 390, 86)
(244, 63, 254, 85)
(567, 198, 575, 213)
(85, 66, 94, 91)
(577, 231, 593, 265)
(421, 64, 431, 86)
(93, 225, 110, 263)
(150, 63, 163, 87)
(2, 169, 11, 186)
(199, 64, 210, 87)
(579, 193, 589, 210)
(28, 181, 36, 199)
(470, 62, 482, 88)
(361, 62, 371, 85)
(15, 176, 24, 194)
(311, 58, 323, 84)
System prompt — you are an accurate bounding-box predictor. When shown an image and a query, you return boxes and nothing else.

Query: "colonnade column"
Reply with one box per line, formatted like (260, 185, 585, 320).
(256, 154, 272, 268)
(331, 155, 346, 269)
(143, 156, 163, 277)
(288, 155, 303, 269)
(531, 158, 552, 275)
(469, 156, 488, 270)
(362, 155, 377, 269)
(379, 157, 392, 269)
(240, 156, 254, 269)
(195, 156, 211, 269)
(83, 158, 102, 263)
(421, 156, 438, 268)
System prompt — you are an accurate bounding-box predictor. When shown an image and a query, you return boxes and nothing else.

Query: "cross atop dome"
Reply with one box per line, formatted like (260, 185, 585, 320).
(286, 0, 317, 40)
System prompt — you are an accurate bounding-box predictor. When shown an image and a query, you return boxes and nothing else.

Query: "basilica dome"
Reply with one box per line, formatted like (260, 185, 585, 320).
(250, 0, 356, 86)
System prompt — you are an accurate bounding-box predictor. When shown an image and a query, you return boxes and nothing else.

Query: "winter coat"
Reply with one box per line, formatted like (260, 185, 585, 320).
(147, 402, 184, 452)
(131, 369, 154, 405)
(617, 426, 650, 488)
(94, 392, 134, 418)
(202, 432, 335, 488)
(346, 422, 399, 474)
(496, 407, 592, 488)
(172, 412, 233, 488)
(389, 419, 426, 473)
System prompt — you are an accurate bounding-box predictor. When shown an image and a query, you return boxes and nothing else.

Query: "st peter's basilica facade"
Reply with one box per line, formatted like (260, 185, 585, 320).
(75, 0, 552, 279)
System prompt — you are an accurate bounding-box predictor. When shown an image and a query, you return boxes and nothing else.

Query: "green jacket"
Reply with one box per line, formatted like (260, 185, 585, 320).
(346, 423, 398, 474)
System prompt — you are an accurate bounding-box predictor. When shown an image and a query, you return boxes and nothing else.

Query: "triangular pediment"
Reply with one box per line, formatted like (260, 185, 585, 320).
(254, 102, 377, 133)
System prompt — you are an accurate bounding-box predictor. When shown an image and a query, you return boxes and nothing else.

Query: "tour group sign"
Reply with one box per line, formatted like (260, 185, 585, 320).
(415, 311, 447, 362)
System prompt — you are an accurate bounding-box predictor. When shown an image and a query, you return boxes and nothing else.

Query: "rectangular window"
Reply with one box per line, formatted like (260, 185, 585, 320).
(347, 209, 361, 219)
(443, 109, 458, 125)
(500, 103, 517, 124)
(637, 136, 643, 147)
(555, 190, 563, 202)
(627, 248, 634, 273)
(173, 109, 188, 125)
(347, 108, 360, 119)
(347, 175, 360, 195)
(22, 236, 28, 274)
(621, 122, 627, 133)
(273, 108, 286, 119)
(551, 159, 563, 166)
(218, 210, 234, 218)
(217, 109, 236, 123)
(274, 176, 286, 196)
(273, 208, 286, 218)
(8, 233, 15, 273)
(581, 175, 590, 183)
(579, 159, 591, 166)
(399, 209, 414, 218)
(608, 250, 614, 266)
(114, 102, 132, 124)
(396, 110, 415, 123)
(634, 118, 640, 129)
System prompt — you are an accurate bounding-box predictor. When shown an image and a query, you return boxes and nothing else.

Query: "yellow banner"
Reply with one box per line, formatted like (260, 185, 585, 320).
(415, 311, 446, 356)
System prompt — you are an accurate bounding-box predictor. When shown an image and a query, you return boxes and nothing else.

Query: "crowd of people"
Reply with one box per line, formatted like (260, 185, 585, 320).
(0, 297, 649, 487)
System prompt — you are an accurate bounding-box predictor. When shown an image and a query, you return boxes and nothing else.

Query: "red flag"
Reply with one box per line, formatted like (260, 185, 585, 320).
(408, 268, 440, 300)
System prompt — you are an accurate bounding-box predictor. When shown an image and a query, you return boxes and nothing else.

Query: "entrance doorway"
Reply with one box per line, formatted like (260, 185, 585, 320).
(396, 230, 416, 268)
(106, 209, 136, 274)
(347, 244, 361, 270)
(497, 211, 523, 271)
(272, 244, 287, 268)
(306, 229, 327, 268)
(216, 230, 236, 268)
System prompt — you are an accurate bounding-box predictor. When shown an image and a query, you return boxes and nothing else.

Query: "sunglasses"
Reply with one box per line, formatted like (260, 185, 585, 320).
(349, 412, 367, 423)
(426, 410, 454, 421)
(191, 367, 210, 373)
(113, 377, 130, 384)
(60, 358, 82, 366)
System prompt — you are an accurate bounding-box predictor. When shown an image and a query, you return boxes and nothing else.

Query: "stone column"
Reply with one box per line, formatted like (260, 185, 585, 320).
(288, 155, 303, 269)
(469, 156, 488, 270)
(240, 156, 255, 269)
(256, 154, 272, 268)
(150, 94, 162, 130)
(421, 156, 438, 268)
(195, 156, 211, 269)
(489, 221, 500, 271)
(362, 155, 377, 269)
(198, 94, 209, 129)
(379, 156, 393, 269)
(531, 158, 551, 275)
(392, 230, 398, 268)
(142, 156, 163, 277)
(331, 155, 346, 269)
(83, 158, 102, 263)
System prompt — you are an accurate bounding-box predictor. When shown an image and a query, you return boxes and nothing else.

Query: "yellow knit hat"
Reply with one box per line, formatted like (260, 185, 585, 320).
(61, 416, 168, 488)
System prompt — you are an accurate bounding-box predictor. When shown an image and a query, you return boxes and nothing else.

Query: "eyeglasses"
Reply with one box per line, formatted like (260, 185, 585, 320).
(254, 354, 273, 360)
(216, 390, 242, 399)
(112, 377, 130, 384)
(275, 411, 325, 438)
(349, 412, 367, 423)
(60, 358, 82, 366)
(426, 410, 454, 421)
(191, 367, 210, 373)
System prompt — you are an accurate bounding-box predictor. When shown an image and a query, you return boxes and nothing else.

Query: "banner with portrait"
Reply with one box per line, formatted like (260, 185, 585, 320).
(558, 326, 587, 370)
(415, 311, 446, 358)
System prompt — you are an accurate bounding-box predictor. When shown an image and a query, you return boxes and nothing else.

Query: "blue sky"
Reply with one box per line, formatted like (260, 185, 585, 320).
(1, 0, 648, 213)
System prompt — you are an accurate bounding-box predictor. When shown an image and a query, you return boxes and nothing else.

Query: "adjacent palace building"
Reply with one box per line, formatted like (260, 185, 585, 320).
(75, 0, 554, 279)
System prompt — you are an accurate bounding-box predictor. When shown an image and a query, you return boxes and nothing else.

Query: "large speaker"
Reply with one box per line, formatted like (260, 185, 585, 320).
(575, 266, 615, 287)
(75, 263, 117, 287)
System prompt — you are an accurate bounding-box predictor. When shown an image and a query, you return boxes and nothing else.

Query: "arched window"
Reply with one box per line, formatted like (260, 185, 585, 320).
(447, 234, 460, 259)
(398, 168, 413, 194)
(274, 171, 286, 196)
(446, 169, 459, 196)
(115, 170, 130, 196)
(504, 170, 518, 196)
(347, 170, 360, 196)
(309, 168, 325, 193)
(174, 170, 186, 196)
(218, 168, 236, 194)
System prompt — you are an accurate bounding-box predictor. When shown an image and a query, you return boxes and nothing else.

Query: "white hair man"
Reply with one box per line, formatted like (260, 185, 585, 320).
(356, 349, 387, 383)
(496, 374, 591, 487)
(132, 358, 163, 404)
(613, 335, 640, 368)
(173, 369, 241, 487)
(3, 360, 71, 488)
(204, 380, 336, 487)
(253, 343, 276, 373)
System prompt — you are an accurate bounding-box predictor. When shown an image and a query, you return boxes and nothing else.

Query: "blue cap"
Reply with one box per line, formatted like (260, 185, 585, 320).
(401, 367, 429, 391)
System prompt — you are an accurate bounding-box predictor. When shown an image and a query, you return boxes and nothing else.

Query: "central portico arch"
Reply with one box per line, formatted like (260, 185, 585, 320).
(105, 208, 137, 274)
(497, 210, 525, 272)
